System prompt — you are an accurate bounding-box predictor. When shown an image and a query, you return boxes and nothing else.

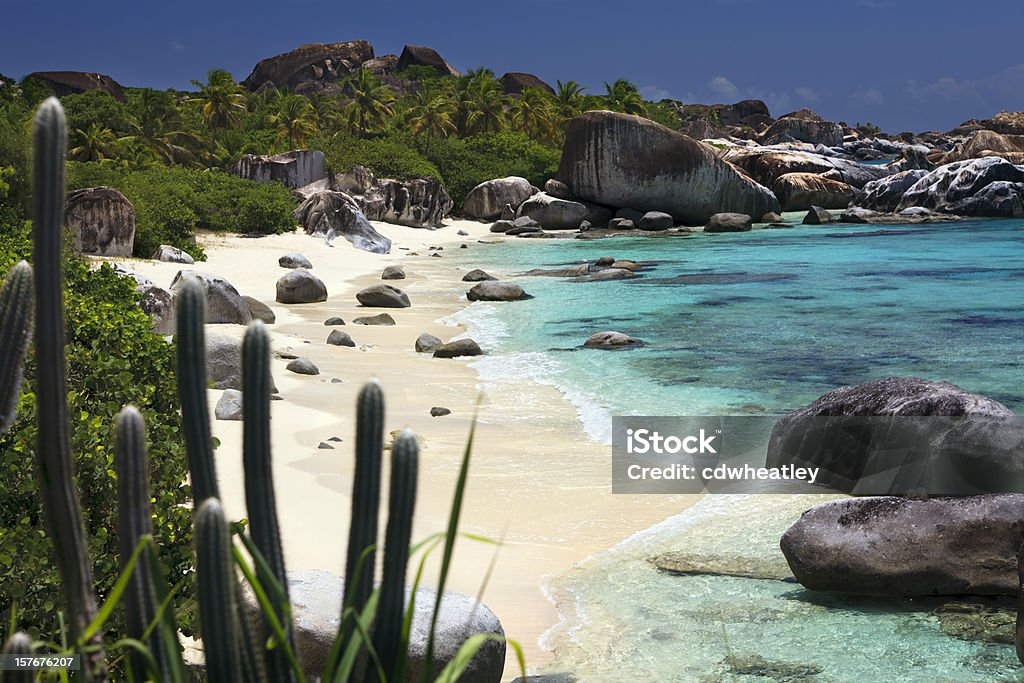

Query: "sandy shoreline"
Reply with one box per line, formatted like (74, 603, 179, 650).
(111, 219, 696, 680)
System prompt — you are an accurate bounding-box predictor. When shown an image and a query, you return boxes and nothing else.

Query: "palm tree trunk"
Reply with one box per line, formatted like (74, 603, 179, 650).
(425, 129, 431, 158)
(208, 126, 217, 170)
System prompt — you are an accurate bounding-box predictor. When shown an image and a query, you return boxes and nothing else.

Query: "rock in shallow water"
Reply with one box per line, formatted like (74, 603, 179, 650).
(433, 339, 483, 358)
(705, 212, 752, 232)
(415, 333, 442, 353)
(462, 176, 537, 220)
(781, 494, 1024, 596)
(583, 331, 643, 349)
(466, 281, 531, 301)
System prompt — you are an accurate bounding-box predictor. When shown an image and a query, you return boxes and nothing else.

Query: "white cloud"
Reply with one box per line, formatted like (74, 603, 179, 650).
(709, 76, 739, 100)
(906, 76, 982, 103)
(640, 85, 672, 101)
(795, 86, 820, 103)
(170, 41, 186, 52)
(851, 88, 885, 105)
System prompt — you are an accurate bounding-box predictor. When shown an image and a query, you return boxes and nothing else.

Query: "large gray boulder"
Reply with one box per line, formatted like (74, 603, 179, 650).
(240, 40, 375, 92)
(766, 377, 1017, 495)
(759, 108, 843, 147)
(206, 334, 277, 392)
(897, 157, 1024, 212)
(853, 169, 930, 212)
(279, 252, 312, 269)
(397, 44, 460, 77)
(944, 181, 1024, 217)
(515, 192, 611, 230)
(136, 283, 175, 336)
(637, 211, 673, 231)
(276, 269, 328, 304)
(64, 186, 136, 257)
(781, 495, 1024, 596)
(415, 333, 442, 353)
(170, 270, 252, 325)
(294, 190, 392, 254)
(232, 150, 326, 189)
(705, 213, 752, 232)
(356, 284, 410, 308)
(326, 329, 355, 347)
(773, 173, 855, 211)
(720, 147, 891, 190)
(462, 269, 497, 282)
(242, 296, 276, 324)
(583, 331, 643, 349)
(327, 165, 452, 228)
(558, 111, 779, 224)
(466, 281, 531, 301)
(214, 389, 244, 421)
(241, 570, 504, 683)
(152, 244, 194, 264)
(433, 339, 483, 358)
(463, 177, 538, 220)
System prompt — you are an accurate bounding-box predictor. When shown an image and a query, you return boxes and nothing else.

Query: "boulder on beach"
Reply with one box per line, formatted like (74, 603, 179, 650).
(897, 157, 1024, 212)
(276, 268, 328, 304)
(324, 316, 345, 326)
(463, 177, 538, 220)
(558, 111, 780, 224)
(326, 165, 452, 229)
(415, 333, 442, 353)
(583, 331, 643, 349)
(240, 570, 504, 683)
(774, 173, 855, 211)
(466, 281, 531, 301)
(759, 108, 844, 147)
(286, 358, 320, 375)
(206, 334, 278, 392)
(638, 211, 673, 231)
(766, 377, 1018, 495)
(152, 244, 194, 264)
(64, 186, 136, 257)
(781, 495, 1024, 596)
(802, 206, 833, 224)
(608, 218, 635, 230)
(294, 190, 392, 254)
(242, 296, 276, 324)
(356, 284, 410, 308)
(433, 339, 483, 358)
(326, 329, 355, 347)
(490, 220, 514, 233)
(170, 270, 252, 325)
(279, 252, 313, 269)
(381, 265, 406, 280)
(721, 147, 890, 190)
(353, 313, 396, 326)
(232, 150, 326, 189)
(853, 169, 930, 212)
(544, 178, 572, 199)
(944, 181, 1024, 217)
(515, 192, 611, 230)
(462, 269, 497, 282)
(215, 389, 244, 421)
(705, 213, 753, 232)
(136, 283, 175, 336)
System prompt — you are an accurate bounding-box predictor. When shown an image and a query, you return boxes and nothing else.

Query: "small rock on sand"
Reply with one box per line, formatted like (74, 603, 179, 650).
(431, 407, 452, 417)
(353, 313, 396, 326)
(324, 317, 345, 326)
(433, 339, 483, 358)
(326, 330, 355, 347)
(286, 358, 319, 375)
(415, 333, 442, 353)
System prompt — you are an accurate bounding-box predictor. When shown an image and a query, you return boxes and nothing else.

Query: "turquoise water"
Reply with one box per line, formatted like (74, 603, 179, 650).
(450, 218, 1024, 682)
(453, 218, 1024, 441)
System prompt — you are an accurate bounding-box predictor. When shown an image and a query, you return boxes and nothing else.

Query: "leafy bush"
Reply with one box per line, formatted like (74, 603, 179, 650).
(0, 224, 194, 642)
(427, 132, 561, 207)
(66, 164, 298, 259)
(0, 102, 31, 226)
(314, 131, 441, 181)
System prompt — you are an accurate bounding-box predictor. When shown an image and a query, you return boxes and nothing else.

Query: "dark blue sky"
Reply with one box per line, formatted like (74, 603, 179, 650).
(3, 0, 1021, 133)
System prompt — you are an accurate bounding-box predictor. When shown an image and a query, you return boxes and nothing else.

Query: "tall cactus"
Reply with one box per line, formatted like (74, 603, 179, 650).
(175, 277, 219, 503)
(115, 406, 167, 680)
(194, 498, 243, 683)
(242, 320, 296, 682)
(31, 96, 106, 681)
(0, 631, 35, 683)
(339, 380, 385, 661)
(0, 260, 33, 434)
(372, 429, 419, 683)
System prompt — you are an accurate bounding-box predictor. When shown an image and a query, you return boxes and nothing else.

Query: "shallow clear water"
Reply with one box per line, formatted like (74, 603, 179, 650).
(450, 219, 1024, 682)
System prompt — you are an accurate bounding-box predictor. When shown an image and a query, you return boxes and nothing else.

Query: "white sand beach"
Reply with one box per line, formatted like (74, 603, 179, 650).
(112, 219, 696, 680)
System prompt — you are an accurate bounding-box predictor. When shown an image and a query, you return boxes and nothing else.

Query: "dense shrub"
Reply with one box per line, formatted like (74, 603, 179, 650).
(66, 164, 298, 259)
(0, 223, 194, 643)
(314, 131, 441, 181)
(427, 132, 561, 208)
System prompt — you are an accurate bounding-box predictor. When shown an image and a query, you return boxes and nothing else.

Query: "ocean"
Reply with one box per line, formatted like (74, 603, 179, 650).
(448, 217, 1024, 682)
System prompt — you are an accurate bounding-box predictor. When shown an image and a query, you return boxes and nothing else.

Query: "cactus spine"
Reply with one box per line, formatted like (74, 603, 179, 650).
(31, 97, 105, 681)
(372, 429, 419, 683)
(0, 631, 36, 683)
(339, 380, 385, 658)
(194, 498, 243, 683)
(0, 260, 33, 434)
(175, 277, 219, 503)
(242, 320, 296, 682)
(114, 406, 168, 680)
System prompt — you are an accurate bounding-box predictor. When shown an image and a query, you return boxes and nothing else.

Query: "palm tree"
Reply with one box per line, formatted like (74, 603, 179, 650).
(271, 93, 319, 149)
(510, 87, 554, 140)
(466, 68, 507, 134)
(68, 123, 123, 162)
(554, 80, 586, 125)
(603, 79, 647, 116)
(449, 77, 480, 137)
(190, 68, 247, 168)
(341, 68, 395, 137)
(124, 90, 199, 166)
(407, 90, 456, 156)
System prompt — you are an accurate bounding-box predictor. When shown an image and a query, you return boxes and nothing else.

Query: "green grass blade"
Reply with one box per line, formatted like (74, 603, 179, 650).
(80, 535, 150, 643)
